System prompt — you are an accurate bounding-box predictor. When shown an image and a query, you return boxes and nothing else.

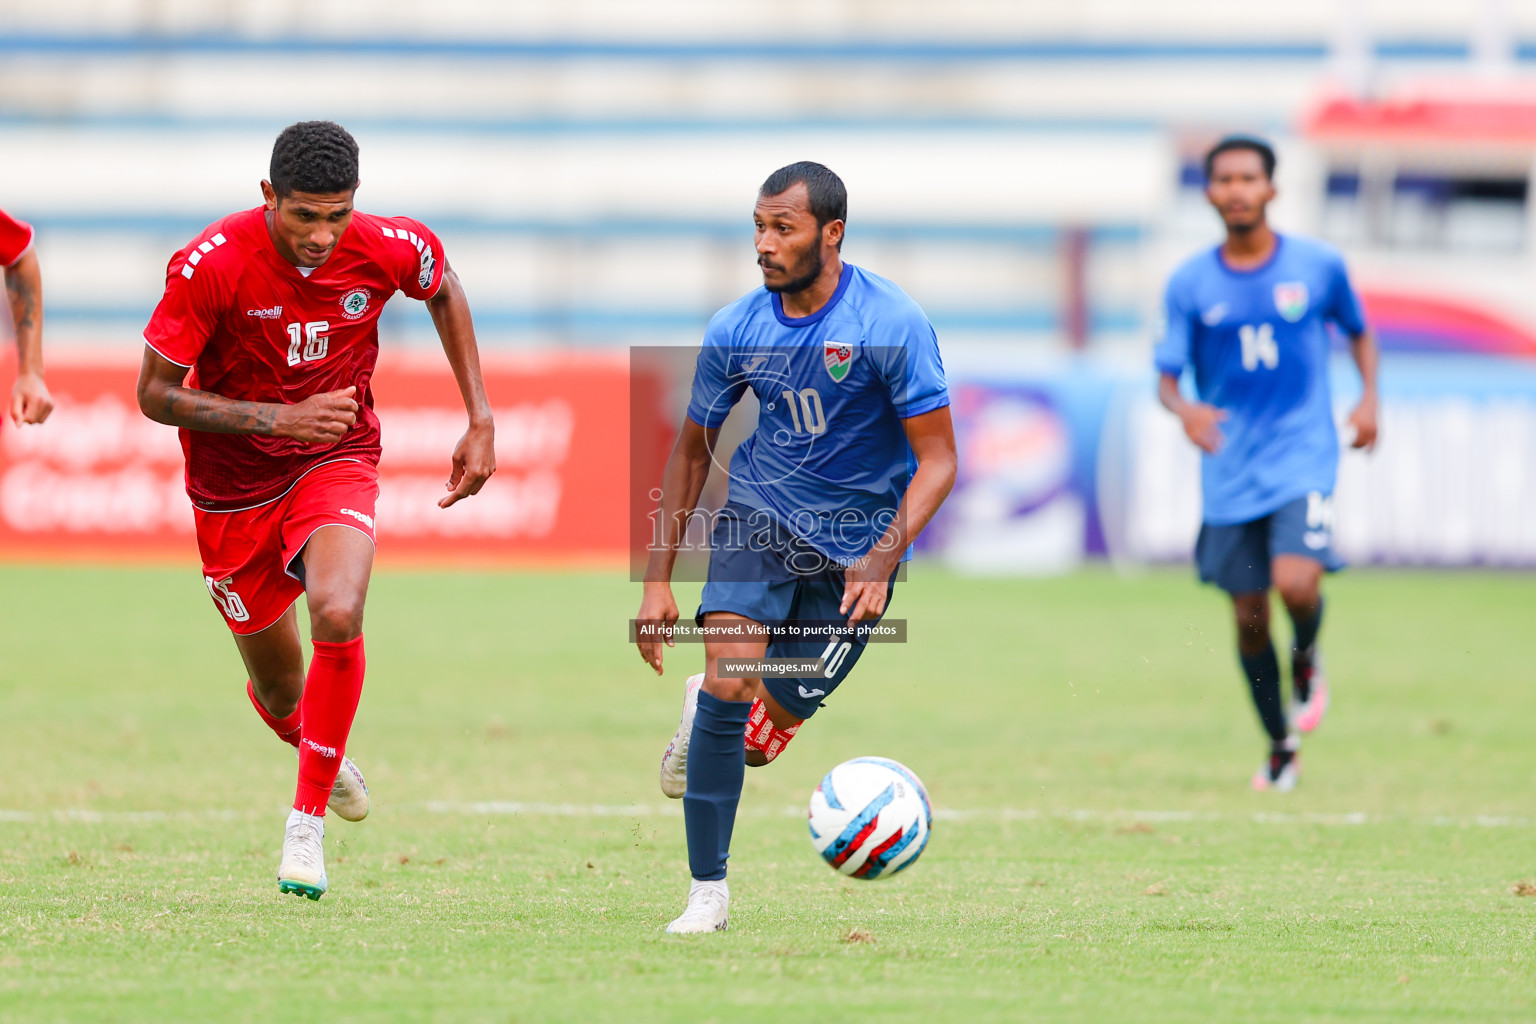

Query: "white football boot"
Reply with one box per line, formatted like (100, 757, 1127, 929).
(277, 809, 328, 900)
(328, 756, 370, 821)
(292, 749, 369, 821)
(665, 878, 730, 934)
(659, 673, 705, 799)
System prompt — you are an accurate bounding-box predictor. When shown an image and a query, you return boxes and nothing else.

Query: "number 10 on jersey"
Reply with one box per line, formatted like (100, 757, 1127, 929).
(286, 321, 331, 366)
(781, 387, 826, 435)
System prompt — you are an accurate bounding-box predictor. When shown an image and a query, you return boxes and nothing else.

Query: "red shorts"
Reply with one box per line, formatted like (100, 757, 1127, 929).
(194, 460, 379, 635)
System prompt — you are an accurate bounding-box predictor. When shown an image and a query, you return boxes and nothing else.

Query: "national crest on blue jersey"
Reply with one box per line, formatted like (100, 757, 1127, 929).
(824, 342, 855, 383)
(1273, 282, 1309, 322)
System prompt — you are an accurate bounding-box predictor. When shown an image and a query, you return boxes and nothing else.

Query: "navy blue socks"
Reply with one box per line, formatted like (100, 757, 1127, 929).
(1289, 595, 1324, 658)
(682, 690, 752, 882)
(1239, 644, 1288, 743)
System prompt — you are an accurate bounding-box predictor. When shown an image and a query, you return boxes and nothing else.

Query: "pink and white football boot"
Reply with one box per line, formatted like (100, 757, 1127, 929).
(1252, 735, 1300, 792)
(1291, 648, 1329, 734)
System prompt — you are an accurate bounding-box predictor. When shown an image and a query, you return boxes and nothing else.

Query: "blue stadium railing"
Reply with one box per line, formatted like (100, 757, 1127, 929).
(24, 214, 1145, 341)
(0, 34, 1490, 61)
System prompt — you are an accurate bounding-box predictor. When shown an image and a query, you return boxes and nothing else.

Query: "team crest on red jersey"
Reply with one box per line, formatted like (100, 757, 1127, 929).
(825, 343, 855, 383)
(339, 288, 371, 320)
(1273, 282, 1308, 323)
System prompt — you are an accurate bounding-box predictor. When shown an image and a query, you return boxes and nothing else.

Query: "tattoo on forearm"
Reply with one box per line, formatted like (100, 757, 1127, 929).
(157, 386, 279, 435)
(4, 268, 37, 334)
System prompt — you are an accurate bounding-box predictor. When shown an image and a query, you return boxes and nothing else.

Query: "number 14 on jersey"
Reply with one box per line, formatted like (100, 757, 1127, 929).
(1238, 323, 1278, 371)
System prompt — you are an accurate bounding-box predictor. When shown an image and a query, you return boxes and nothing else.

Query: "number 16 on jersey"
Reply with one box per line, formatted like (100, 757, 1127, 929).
(286, 321, 331, 366)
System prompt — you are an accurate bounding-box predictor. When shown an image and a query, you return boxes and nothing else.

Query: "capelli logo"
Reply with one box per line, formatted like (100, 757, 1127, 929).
(302, 737, 337, 758)
(246, 306, 283, 319)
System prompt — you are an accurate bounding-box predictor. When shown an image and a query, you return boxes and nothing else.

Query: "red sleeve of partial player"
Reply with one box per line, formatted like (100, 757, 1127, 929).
(376, 216, 446, 300)
(0, 207, 35, 268)
(142, 231, 235, 366)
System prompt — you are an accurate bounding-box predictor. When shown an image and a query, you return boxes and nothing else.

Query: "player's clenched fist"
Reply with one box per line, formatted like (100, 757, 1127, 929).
(10, 371, 53, 426)
(277, 386, 359, 444)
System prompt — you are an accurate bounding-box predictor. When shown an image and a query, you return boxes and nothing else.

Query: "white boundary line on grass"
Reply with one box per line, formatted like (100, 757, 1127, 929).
(423, 803, 1533, 829)
(2, 804, 1530, 829)
(0, 809, 248, 824)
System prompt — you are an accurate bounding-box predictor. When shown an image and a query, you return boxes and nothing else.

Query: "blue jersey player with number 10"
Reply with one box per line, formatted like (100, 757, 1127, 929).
(1155, 136, 1380, 792)
(635, 162, 957, 934)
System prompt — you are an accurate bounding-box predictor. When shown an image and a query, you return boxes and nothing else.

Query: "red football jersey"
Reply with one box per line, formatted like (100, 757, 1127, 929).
(143, 206, 445, 511)
(0, 207, 34, 267)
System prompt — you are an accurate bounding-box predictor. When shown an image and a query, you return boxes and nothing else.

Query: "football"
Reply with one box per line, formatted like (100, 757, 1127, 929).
(807, 756, 932, 879)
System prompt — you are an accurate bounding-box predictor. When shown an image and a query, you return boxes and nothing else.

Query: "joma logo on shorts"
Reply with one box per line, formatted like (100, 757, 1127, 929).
(1305, 492, 1336, 530)
(339, 508, 375, 530)
(302, 738, 337, 758)
(1303, 492, 1335, 550)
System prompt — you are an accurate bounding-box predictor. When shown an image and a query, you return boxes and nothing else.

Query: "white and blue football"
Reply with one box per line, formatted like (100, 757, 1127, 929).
(807, 756, 932, 879)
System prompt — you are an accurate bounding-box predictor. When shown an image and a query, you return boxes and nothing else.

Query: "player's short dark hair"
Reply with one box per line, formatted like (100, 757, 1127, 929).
(760, 161, 847, 247)
(269, 121, 360, 198)
(1204, 135, 1276, 182)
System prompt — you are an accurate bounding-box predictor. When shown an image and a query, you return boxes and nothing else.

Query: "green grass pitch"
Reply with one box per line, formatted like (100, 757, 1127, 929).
(1, 563, 1534, 1022)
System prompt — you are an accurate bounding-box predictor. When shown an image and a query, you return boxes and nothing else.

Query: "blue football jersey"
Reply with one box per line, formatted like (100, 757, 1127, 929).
(1154, 234, 1367, 525)
(686, 263, 949, 563)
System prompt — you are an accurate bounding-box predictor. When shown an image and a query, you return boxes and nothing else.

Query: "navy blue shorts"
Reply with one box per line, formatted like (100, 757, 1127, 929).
(1196, 491, 1345, 595)
(697, 502, 894, 721)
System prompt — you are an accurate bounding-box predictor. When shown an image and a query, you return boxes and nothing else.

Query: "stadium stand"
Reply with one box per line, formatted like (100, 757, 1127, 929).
(5, 0, 1535, 350)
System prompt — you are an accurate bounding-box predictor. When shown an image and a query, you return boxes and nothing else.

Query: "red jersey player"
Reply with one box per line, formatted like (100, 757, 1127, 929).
(1, 205, 53, 425)
(137, 121, 496, 901)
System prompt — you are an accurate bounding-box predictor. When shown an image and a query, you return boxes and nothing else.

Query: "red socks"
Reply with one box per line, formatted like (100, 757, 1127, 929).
(247, 678, 302, 748)
(292, 635, 366, 817)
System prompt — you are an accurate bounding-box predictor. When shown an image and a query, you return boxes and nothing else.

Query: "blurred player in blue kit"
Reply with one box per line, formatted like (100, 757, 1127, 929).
(1156, 136, 1379, 791)
(635, 162, 957, 933)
